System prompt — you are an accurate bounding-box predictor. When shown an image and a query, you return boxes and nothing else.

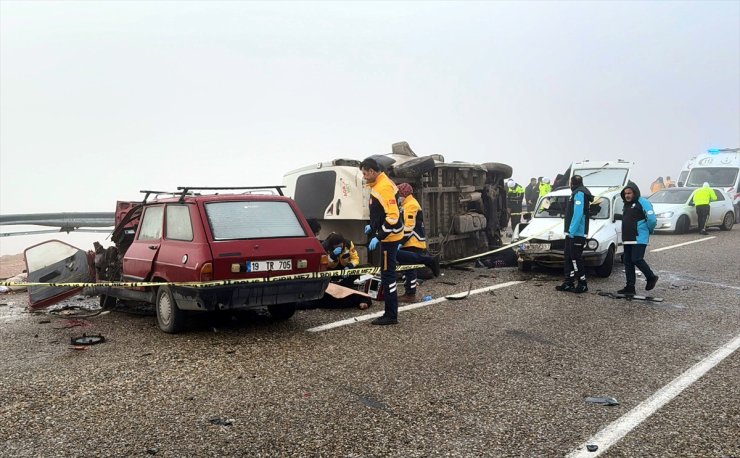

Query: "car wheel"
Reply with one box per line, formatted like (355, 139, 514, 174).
(481, 162, 513, 179)
(720, 212, 735, 231)
(675, 215, 690, 234)
(517, 260, 533, 272)
(593, 246, 615, 278)
(391, 156, 436, 178)
(156, 286, 186, 333)
(267, 303, 297, 321)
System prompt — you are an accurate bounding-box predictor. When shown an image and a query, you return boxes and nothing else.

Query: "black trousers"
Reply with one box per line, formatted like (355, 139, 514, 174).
(380, 241, 399, 320)
(623, 244, 655, 287)
(696, 204, 710, 231)
(564, 236, 586, 283)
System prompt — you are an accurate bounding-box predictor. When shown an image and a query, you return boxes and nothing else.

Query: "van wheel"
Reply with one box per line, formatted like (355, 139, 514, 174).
(593, 246, 615, 278)
(481, 162, 513, 179)
(156, 286, 186, 333)
(720, 212, 734, 231)
(517, 260, 533, 272)
(675, 215, 690, 234)
(267, 303, 297, 321)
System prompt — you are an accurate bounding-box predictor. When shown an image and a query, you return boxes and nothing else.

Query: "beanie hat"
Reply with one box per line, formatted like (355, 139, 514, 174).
(397, 182, 413, 197)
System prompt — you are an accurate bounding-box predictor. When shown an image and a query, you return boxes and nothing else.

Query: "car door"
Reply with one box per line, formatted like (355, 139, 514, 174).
(611, 195, 623, 252)
(122, 205, 164, 281)
(24, 240, 94, 309)
(708, 189, 725, 225)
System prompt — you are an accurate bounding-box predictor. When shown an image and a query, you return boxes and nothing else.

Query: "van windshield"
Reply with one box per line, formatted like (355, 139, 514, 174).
(534, 196, 609, 219)
(206, 201, 306, 240)
(686, 167, 739, 187)
(573, 168, 628, 187)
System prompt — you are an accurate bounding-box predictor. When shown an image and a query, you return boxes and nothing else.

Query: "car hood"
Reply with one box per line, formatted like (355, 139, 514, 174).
(518, 217, 611, 241)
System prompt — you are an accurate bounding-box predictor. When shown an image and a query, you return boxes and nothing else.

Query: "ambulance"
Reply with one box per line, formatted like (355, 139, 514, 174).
(685, 148, 740, 223)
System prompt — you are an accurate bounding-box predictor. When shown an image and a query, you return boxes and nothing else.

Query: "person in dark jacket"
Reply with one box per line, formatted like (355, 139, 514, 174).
(556, 175, 593, 293)
(524, 178, 539, 215)
(619, 182, 659, 295)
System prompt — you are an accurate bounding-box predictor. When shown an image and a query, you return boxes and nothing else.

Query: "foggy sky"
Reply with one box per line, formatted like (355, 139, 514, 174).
(1, 1, 739, 255)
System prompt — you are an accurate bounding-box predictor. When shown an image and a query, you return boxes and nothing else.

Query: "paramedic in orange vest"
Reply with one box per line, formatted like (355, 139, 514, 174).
(395, 183, 441, 303)
(360, 157, 404, 325)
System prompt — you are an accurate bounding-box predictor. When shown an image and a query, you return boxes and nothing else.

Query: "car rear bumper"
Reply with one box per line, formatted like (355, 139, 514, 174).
(172, 278, 330, 311)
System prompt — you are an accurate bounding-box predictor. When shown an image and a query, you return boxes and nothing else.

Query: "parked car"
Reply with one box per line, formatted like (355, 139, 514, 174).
(512, 160, 634, 277)
(24, 187, 330, 333)
(649, 187, 735, 233)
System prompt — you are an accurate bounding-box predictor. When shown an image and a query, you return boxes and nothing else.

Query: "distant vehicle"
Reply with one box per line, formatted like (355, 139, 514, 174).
(684, 148, 740, 223)
(676, 156, 697, 187)
(23, 187, 330, 333)
(283, 141, 513, 263)
(649, 187, 735, 233)
(512, 160, 634, 277)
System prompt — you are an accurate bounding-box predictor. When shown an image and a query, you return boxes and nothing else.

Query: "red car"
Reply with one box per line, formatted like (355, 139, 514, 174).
(25, 187, 330, 333)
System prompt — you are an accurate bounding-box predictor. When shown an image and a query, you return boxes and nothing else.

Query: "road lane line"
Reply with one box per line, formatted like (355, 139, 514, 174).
(306, 280, 524, 333)
(651, 236, 715, 253)
(566, 331, 740, 457)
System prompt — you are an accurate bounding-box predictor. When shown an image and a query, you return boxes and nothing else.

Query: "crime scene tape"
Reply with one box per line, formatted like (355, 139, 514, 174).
(0, 264, 427, 289)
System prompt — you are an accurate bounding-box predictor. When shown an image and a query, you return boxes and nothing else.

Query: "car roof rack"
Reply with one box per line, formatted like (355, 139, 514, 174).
(176, 186, 285, 202)
(139, 189, 198, 204)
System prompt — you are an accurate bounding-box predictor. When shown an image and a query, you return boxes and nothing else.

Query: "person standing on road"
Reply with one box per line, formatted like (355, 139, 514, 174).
(395, 183, 440, 303)
(556, 175, 593, 294)
(360, 157, 404, 325)
(692, 182, 718, 235)
(525, 177, 539, 218)
(506, 180, 525, 229)
(618, 182, 659, 295)
(539, 177, 552, 197)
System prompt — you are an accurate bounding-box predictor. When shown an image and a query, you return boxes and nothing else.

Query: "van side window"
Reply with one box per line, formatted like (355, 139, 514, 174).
(138, 206, 164, 241)
(166, 205, 194, 241)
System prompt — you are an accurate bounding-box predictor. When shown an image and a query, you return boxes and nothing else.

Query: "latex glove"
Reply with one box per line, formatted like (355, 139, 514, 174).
(368, 237, 379, 251)
(364, 224, 372, 235)
(332, 246, 342, 256)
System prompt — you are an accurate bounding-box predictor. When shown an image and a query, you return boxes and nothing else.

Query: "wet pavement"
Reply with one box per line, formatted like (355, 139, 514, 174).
(1, 229, 738, 457)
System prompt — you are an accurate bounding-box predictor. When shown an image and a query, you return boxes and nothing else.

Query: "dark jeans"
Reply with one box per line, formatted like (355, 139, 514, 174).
(564, 236, 586, 283)
(396, 247, 435, 295)
(696, 204, 710, 231)
(380, 241, 399, 319)
(623, 244, 655, 287)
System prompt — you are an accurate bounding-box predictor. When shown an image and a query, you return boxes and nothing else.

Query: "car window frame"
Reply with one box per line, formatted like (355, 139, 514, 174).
(165, 204, 194, 242)
(137, 205, 164, 241)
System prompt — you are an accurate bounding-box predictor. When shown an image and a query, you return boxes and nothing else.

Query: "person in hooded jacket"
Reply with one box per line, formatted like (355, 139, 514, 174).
(618, 182, 658, 295)
(556, 175, 593, 293)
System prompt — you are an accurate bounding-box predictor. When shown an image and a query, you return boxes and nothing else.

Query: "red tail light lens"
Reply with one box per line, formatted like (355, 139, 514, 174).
(200, 262, 213, 282)
(319, 254, 329, 271)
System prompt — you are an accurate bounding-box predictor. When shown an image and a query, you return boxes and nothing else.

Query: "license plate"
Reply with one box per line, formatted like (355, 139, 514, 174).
(246, 259, 292, 272)
(520, 243, 551, 251)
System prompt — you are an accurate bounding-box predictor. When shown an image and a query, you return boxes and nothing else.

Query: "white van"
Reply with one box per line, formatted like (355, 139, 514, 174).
(685, 148, 740, 223)
(512, 160, 634, 277)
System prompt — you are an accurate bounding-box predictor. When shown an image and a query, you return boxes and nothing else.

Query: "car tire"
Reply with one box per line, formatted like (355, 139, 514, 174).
(156, 286, 186, 333)
(593, 246, 615, 278)
(391, 156, 436, 178)
(720, 212, 735, 231)
(267, 303, 297, 321)
(481, 162, 513, 179)
(675, 215, 690, 234)
(517, 260, 533, 272)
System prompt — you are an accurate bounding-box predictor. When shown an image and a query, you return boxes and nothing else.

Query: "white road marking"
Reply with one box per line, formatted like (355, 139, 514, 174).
(651, 236, 716, 253)
(566, 331, 740, 457)
(306, 280, 524, 333)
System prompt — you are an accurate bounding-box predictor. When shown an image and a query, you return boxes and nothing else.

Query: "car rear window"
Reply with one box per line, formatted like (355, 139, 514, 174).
(206, 201, 307, 240)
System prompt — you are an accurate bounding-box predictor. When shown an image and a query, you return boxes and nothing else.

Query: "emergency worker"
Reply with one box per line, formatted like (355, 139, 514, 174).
(692, 182, 717, 235)
(665, 176, 676, 188)
(360, 157, 404, 325)
(650, 177, 665, 193)
(618, 182, 658, 295)
(395, 183, 441, 303)
(506, 180, 525, 229)
(556, 175, 593, 294)
(322, 232, 360, 288)
(539, 177, 552, 197)
(525, 177, 539, 214)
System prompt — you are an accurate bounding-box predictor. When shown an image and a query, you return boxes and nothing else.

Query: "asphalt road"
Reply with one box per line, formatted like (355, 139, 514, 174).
(1, 229, 738, 457)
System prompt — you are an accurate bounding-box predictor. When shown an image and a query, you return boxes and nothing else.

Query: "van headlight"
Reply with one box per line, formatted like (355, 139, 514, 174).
(656, 211, 674, 218)
(586, 239, 599, 250)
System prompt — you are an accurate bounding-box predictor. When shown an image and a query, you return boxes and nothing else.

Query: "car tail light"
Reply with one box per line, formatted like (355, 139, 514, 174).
(200, 262, 213, 282)
(320, 254, 329, 271)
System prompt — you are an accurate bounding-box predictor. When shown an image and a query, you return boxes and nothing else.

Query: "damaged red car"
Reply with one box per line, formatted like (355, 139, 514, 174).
(25, 187, 330, 333)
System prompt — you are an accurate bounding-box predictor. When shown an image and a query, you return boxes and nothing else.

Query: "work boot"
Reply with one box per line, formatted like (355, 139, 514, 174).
(617, 285, 636, 295)
(398, 293, 417, 303)
(572, 281, 588, 294)
(371, 316, 398, 326)
(429, 256, 441, 278)
(645, 275, 659, 291)
(700, 229, 708, 235)
(556, 281, 575, 292)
